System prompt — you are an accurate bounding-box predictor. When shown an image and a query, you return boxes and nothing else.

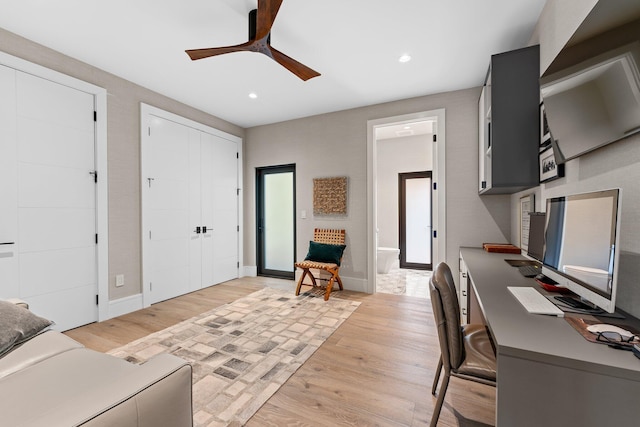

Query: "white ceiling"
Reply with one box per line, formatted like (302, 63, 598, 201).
(0, 0, 546, 128)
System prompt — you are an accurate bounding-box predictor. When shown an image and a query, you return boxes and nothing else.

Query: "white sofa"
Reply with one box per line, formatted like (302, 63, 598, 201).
(0, 300, 193, 427)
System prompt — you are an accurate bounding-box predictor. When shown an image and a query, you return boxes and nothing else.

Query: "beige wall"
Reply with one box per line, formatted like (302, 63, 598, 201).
(529, 0, 598, 74)
(0, 28, 244, 301)
(244, 88, 512, 289)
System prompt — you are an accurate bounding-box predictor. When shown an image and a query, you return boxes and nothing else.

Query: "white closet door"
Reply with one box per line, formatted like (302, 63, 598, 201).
(148, 117, 190, 304)
(199, 132, 216, 287)
(15, 72, 97, 330)
(0, 65, 19, 297)
(188, 128, 204, 291)
(143, 111, 238, 304)
(211, 135, 239, 284)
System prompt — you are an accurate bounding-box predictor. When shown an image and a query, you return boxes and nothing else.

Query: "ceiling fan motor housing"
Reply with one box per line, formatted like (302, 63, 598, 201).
(248, 9, 270, 44)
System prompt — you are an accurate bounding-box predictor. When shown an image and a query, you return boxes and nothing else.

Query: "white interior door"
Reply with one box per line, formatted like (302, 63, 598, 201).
(147, 117, 190, 304)
(211, 134, 239, 284)
(145, 114, 238, 304)
(192, 130, 216, 289)
(0, 65, 19, 298)
(0, 70, 98, 330)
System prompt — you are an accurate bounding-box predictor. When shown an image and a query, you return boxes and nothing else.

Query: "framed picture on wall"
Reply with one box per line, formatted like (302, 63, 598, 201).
(539, 145, 564, 183)
(540, 103, 551, 151)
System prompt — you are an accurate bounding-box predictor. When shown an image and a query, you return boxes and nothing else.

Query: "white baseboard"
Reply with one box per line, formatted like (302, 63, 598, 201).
(106, 293, 143, 320)
(242, 266, 257, 277)
(102, 269, 368, 322)
(342, 277, 369, 293)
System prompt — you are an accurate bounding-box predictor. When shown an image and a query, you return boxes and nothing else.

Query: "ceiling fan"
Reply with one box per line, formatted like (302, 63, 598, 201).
(186, 0, 320, 81)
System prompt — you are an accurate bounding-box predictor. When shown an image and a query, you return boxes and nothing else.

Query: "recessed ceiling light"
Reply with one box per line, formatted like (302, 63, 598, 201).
(399, 54, 412, 63)
(248, 92, 258, 99)
(403, 125, 411, 130)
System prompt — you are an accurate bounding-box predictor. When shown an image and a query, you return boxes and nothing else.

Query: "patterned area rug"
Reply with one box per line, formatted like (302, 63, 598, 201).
(108, 287, 360, 426)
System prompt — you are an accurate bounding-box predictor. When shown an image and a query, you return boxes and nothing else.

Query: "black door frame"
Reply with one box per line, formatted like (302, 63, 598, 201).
(256, 164, 296, 279)
(398, 171, 432, 270)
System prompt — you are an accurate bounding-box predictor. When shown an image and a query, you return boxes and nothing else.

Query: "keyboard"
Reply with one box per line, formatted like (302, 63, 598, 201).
(518, 265, 541, 277)
(508, 286, 564, 317)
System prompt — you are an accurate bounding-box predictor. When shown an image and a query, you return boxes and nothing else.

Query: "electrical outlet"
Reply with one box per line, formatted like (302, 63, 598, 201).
(115, 274, 125, 287)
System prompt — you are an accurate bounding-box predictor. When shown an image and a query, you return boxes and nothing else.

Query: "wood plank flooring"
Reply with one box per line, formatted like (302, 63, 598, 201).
(65, 277, 495, 426)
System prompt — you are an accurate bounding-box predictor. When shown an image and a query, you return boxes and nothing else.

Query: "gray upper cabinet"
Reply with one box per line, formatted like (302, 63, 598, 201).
(479, 45, 540, 194)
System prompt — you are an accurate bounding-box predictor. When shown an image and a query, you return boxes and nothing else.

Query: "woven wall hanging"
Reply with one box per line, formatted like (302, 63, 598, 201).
(313, 177, 347, 215)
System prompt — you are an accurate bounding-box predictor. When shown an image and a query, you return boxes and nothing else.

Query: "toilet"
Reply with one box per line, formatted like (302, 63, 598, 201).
(377, 247, 400, 273)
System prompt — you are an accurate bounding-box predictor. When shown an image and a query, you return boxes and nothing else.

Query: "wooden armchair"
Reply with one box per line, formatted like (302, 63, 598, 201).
(295, 229, 346, 301)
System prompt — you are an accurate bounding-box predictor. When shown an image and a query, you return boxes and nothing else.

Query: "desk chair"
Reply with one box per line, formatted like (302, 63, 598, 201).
(295, 228, 346, 301)
(429, 262, 496, 427)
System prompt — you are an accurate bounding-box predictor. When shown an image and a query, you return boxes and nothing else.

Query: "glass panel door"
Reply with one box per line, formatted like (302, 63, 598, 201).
(256, 165, 295, 278)
(399, 171, 432, 270)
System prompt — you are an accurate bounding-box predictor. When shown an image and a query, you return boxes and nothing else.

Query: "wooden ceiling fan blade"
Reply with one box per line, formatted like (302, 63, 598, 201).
(269, 47, 320, 81)
(186, 42, 253, 60)
(255, 0, 283, 40)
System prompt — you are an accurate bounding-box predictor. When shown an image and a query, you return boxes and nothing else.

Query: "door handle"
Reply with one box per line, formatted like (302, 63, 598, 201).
(194, 226, 201, 234)
(0, 242, 15, 245)
(202, 226, 209, 233)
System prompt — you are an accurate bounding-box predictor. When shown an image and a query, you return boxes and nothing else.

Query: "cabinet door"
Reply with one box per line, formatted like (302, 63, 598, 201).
(479, 87, 487, 192)
(479, 84, 493, 193)
(479, 45, 540, 194)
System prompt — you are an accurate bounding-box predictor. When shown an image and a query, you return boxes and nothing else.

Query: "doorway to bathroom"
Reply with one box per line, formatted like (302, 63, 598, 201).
(367, 109, 445, 298)
(399, 171, 432, 270)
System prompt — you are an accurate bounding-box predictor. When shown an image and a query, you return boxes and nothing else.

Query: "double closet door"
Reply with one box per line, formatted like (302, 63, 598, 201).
(144, 113, 238, 304)
(0, 65, 98, 330)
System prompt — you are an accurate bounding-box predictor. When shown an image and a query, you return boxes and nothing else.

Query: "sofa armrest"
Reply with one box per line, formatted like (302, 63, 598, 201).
(22, 353, 193, 427)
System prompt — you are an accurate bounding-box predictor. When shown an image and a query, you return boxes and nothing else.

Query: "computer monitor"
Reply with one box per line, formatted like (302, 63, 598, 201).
(541, 189, 621, 313)
(526, 212, 546, 262)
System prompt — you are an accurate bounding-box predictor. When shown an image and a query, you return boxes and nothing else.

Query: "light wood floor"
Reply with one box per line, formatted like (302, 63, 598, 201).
(65, 277, 495, 426)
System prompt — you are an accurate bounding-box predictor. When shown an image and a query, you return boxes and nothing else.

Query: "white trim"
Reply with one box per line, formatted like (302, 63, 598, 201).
(367, 109, 446, 294)
(95, 88, 109, 322)
(107, 293, 144, 320)
(242, 265, 258, 277)
(140, 103, 243, 308)
(0, 51, 109, 322)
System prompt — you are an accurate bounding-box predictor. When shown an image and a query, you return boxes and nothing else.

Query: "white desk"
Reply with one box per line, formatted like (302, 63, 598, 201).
(460, 247, 640, 427)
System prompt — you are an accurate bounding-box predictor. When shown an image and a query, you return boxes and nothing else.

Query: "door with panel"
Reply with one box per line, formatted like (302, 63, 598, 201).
(256, 165, 295, 279)
(210, 133, 239, 284)
(146, 116, 238, 304)
(0, 68, 98, 330)
(147, 117, 191, 304)
(0, 65, 19, 298)
(189, 130, 238, 289)
(399, 171, 432, 270)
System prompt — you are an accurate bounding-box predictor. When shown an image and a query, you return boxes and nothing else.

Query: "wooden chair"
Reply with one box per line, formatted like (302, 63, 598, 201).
(429, 262, 496, 426)
(295, 229, 346, 301)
